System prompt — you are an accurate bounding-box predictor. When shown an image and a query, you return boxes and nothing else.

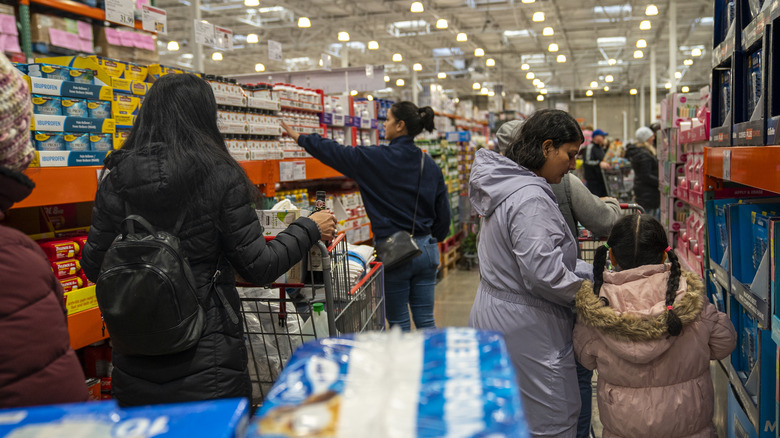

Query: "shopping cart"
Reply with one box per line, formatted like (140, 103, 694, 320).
(238, 233, 385, 405)
(579, 203, 645, 264)
(601, 165, 636, 202)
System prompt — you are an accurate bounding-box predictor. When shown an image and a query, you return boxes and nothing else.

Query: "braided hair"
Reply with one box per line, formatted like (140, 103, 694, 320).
(592, 214, 683, 336)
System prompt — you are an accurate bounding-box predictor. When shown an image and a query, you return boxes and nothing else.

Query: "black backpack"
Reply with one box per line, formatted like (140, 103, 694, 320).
(96, 210, 208, 356)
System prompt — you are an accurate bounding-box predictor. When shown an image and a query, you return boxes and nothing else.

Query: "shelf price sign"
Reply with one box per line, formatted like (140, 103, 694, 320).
(280, 161, 306, 181)
(105, 0, 135, 27)
(194, 20, 216, 47)
(215, 26, 233, 50)
(142, 5, 167, 34)
(268, 40, 283, 62)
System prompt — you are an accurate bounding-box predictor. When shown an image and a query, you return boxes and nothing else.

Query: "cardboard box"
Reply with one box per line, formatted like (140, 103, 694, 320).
(64, 285, 97, 315)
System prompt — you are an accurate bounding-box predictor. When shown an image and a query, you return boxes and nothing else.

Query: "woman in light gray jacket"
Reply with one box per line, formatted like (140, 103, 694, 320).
(469, 110, 592, 437)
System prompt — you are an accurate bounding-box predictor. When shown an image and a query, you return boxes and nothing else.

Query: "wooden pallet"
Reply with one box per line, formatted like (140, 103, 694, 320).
(438, 244, 461, 278)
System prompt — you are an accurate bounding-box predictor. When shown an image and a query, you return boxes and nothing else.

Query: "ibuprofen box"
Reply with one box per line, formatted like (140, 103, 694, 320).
(0, 398, 250, 438)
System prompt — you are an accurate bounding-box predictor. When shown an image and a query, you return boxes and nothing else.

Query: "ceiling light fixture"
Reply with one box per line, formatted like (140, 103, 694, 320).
(410, 1, 424, 12)
(413, 63, 423, 71)
(396, 78, 405, 86)
(646, 4, 659, 15)
(640, 20, 651, 30)
(543, 27, 554, 36)
(537, 95, 544, 101)
(675, 71, 682, 79)
(590, 81, 598, 88)
(244, 0, 259, 6)
(533, 78, 541, 85)
(384, 75, 390, 82)
(665, 82, 672, 89)
(367, 95, 373, 101)
(457, 32, 467, 42)
(636, 39, 647, 48)
(438, 72, 446, 79)
(338, 31, 349, 41)
(532, 12, 545, 22)
(557, 54, 566, 63)
(630, 88, 638, 95)
(212, 52, 222, 61)
(481, 87, 489, 95)
(586, 90, 593, 96)
(486, 58, 495, 67)
(604, 85, 610, 91)
(297, 17, 311, 28)
(392, 53, 403, 62)
(522, 0, 535, 4)
(537, 81, 545, 88)
(605, 74, 614, 82)
(436, 19, 448, 29)
(634, 50, 644, 58)
(548, 43, 559, 52)
(527, 72, 535, 79)
(692, 48, 703, 57)
(246, 34, 258, 43)
(473, 82, 481, 89)
(474, 48, 485, 57)
(521, 63, 530, 70)
(255, 63, 265, 72)
(608, 58, 617, 65)
(167, 41, 179, 51)
(540, 88, 548, 94)
(350, 90, 358, 96)
(488, 91, 495, 96)
(368, 40, 379, 50)
(682, 86, 690, 93)
(684, 58, 693, 65)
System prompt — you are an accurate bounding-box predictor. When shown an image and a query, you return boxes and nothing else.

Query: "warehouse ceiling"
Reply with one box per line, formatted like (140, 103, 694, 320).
(155, 0, 714, 102)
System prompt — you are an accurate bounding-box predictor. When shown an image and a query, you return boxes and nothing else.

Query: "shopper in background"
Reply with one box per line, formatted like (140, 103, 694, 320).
(496, 119, 620, 438)
(281, 102, 450, 331)
(468, 109, 592, 437)
(81, 74, 337, 406)
(574, 214, 736, 438)
(583, 129, 611, 197)
(0, 53, 89, 408)
(625, 127, 660, 218)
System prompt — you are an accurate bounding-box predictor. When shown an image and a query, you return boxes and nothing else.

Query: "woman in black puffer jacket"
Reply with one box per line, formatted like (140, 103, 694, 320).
(81, 74, 336, 406)
(625, 126, 660, 217)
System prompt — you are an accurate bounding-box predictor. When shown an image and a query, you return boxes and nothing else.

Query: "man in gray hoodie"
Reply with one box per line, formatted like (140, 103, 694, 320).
(494, 120, 621, 438)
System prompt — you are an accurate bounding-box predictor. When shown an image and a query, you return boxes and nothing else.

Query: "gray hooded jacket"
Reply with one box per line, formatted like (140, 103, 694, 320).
(468, 149, 591, 437)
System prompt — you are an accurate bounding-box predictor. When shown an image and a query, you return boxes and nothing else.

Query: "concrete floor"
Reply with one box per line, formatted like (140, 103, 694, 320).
(432, 267, 605, 438)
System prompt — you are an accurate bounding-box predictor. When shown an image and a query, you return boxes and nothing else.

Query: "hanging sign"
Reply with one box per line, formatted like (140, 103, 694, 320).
(321, 54, 332, 71)
(268, 40, 283, 61)
(194, 20, 216, 46)
(105, 0, 135, 27)
(215, 26, 233, 50)
(365, 64, 373, 77)
(142, 5, 167, 34)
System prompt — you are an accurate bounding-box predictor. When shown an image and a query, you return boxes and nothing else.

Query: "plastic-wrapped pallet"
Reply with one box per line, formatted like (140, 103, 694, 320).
(247, 327, 528, 438)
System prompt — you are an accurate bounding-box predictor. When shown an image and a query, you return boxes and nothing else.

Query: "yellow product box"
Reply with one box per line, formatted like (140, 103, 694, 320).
(64, 285, 98, 316)
(112, 94, 141, 116)
(125, 63, 149, 82)
(114, 114, 136, 128)
(111, 78, 149, 96)
(113, 129, 131, 149)
(97, 58, 127, 78)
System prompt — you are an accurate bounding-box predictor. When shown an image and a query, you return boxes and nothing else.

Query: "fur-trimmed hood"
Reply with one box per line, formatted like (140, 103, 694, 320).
(575, 265, 705, 364)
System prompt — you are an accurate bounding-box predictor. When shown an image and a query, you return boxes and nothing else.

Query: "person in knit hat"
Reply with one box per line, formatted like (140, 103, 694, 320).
(625, 126, 660, 217)
(0, 52, 89, 407)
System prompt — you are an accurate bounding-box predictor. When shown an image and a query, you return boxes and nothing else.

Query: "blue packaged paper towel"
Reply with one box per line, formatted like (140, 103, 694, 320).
(0, 398, 249, 438)
(248, 327, 528, 438)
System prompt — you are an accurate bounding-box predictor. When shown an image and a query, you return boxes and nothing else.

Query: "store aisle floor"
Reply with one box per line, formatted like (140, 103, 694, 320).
(432, 267, 604, 438)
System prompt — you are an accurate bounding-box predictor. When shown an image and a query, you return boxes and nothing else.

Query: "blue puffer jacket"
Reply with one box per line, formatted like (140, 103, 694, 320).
(467, 149, 591, 438)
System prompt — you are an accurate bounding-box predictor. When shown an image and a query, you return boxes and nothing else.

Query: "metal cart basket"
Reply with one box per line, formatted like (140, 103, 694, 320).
(601, 165, 636, 202)
(239, 234, 385, 404)
(579, 203, 645, 264)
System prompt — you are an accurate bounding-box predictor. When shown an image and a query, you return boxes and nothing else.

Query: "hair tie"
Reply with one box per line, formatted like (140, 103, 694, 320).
(665, 246, 672, 253)
(603, 243, 610, 249)
(666, 305, 673, 311)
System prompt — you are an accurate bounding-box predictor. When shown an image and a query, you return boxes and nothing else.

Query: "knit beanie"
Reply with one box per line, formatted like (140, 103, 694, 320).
(496, 120, 523, 155)
(635, 126, 655, 144)
(0, 53, 34, 173)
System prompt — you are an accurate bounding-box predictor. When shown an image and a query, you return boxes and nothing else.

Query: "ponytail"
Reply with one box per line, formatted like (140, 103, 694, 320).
(389, 102, 435, 137)
(592, 244, 609, 300)
(664, 249, 683, 336)
(419, 106, 435, 133)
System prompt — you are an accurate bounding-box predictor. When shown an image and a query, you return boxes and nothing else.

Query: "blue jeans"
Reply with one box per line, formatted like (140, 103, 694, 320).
(576, 360, 593, 438)
(383, 235, 439, 331)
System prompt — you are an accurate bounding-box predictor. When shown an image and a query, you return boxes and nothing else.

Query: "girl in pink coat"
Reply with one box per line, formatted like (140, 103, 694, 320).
(574, 214, 736, 438)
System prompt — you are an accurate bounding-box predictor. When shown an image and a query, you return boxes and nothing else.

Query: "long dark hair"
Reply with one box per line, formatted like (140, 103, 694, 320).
(390, 101, 435, 137)
(505, 109, 583, 170)
(593, 214, 683, 336)
(120, 73, 257, 205)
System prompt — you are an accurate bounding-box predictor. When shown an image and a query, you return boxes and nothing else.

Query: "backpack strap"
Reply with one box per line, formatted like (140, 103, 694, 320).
(211, 255, 239, 325)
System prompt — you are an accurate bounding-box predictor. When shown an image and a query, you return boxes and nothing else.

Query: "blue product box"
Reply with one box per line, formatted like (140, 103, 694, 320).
(445, 131, 471, 142)
(12, 63, 27, 75)
(771, 220, 780, 345)
(87, 100, 112, 119)
(61, 97, 88, 118)
(34, 132, 65, 151)
(728, 383, 759, 438)
(0, 398, 250, 438)
(90, 133, 114, 151)
(63, 133, 90, 151)
(32, 94, 62, 116)
(249, 328, 529, 437)
(708, 270, 727, 312)
(707, 198, 737, 284)
(27, 64, 70, 81)
(68, 67, 94, 85)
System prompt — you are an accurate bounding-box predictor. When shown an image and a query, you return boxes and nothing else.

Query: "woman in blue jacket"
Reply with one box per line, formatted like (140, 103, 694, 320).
(282, 102, 450, 331)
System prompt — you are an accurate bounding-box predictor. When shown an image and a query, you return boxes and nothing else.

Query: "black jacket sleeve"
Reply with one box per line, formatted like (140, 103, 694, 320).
(632, 151, 658, 188)
(81, 180, 125, 282)
(218, 176, 321, 285)
(432, 173, 451, 242)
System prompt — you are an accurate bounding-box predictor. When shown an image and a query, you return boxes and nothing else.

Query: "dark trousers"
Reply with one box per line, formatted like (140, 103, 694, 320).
(576, 360, 593, 438)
